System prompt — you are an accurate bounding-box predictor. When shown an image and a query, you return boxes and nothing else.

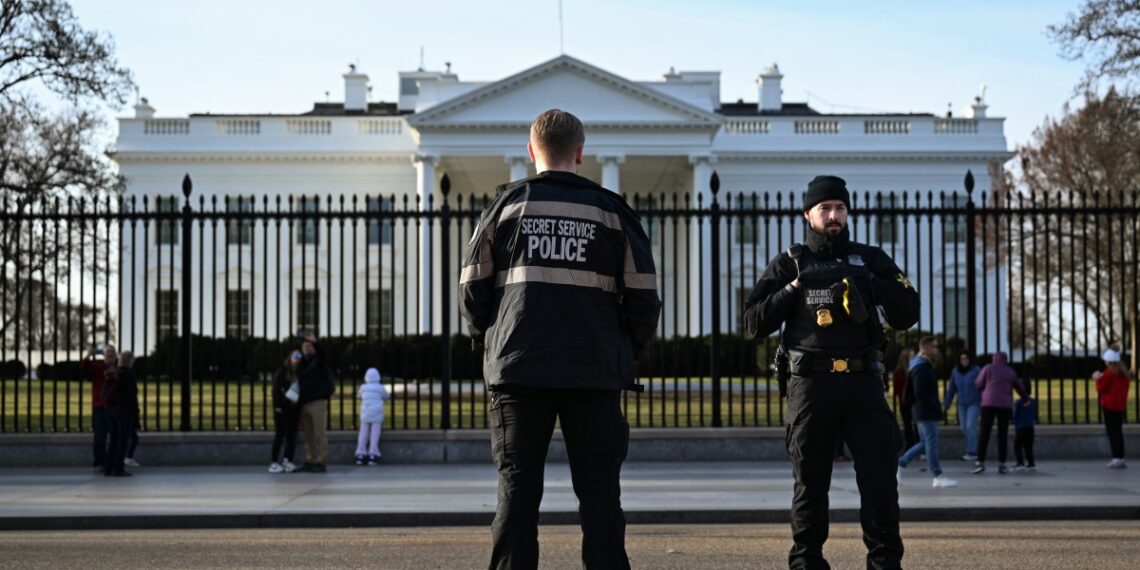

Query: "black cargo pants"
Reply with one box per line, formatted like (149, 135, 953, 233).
(785, 372, 904, 570)
(488, 384, 631, 570)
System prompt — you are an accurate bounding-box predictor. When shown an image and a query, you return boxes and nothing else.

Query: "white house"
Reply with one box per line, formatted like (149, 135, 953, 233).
(111, 55, 1012, 354)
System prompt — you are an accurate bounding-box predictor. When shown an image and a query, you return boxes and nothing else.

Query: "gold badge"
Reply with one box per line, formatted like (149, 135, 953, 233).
(896, 273, 913, 290)
(830, 359, 850, 373)
(816, 308, 833, 327)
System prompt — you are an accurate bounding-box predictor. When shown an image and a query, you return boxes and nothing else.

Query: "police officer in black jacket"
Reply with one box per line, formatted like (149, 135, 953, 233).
(460, 109, 661, 570)
(744, 176, 919, 570)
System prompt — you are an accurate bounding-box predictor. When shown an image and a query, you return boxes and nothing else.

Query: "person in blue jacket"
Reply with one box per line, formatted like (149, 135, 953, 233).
(897, 336, 958, 489)
(944, 350, 982, 461)
(1012, 380, 1039, 471)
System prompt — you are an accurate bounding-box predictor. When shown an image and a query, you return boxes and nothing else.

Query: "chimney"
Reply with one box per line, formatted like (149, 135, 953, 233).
(134, 97, 155, 119)
(343, 64, 369, 112)
(966, 84, 988, 119)
(757, 63, 783, 111)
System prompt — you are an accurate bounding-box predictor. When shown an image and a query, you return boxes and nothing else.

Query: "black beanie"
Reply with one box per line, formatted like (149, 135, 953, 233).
(803, 175, 850, 211)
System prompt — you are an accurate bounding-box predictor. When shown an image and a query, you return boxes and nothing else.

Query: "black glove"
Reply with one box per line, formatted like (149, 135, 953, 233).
(830, 278, 870, 324)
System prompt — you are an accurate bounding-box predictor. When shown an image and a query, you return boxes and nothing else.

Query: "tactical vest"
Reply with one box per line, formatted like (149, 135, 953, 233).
(783, 244, 885, 356)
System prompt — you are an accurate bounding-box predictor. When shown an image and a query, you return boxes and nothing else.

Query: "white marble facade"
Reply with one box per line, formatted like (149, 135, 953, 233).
(112, 56, 1012, 352)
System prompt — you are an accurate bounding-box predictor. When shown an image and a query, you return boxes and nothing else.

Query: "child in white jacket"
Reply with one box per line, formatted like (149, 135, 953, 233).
(355, 368, 389, 465)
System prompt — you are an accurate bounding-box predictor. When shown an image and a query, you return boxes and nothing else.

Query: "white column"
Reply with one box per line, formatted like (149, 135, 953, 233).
(414, 153, 439, 333)
(506, 155, 529, 182)
(599, 154, 624, 194)
(689, 154, 714, 335)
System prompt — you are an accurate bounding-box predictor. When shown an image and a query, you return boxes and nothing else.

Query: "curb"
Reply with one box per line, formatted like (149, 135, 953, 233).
(4, 425, 1139, 467)
(5, 506, 1139, 532)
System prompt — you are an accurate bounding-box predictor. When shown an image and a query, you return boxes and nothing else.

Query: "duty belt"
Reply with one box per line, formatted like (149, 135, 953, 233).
(788, 350, 884, 375)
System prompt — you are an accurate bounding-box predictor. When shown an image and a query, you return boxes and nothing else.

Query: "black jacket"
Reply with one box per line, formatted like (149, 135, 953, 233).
(743, 230, 919, 353)
(298, 343, 335, 404)
(460, 171, 662, 390)
(104, 368, 139, 418)
(907, 357, 943, 421)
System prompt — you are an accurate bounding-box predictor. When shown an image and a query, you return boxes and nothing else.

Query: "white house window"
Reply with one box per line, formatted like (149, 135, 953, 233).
(736, 286, 752, 333)
(736, 216, 760, 245)
(225, 197, 253, 246)
(297, 197, 320, 246)
(156, 290, 178, 340)
(297, 289, 320, 336)
(225, 289, 251, 339)
(156, 197, 179, 246)
(366, 289, 394, 339)
(874, 195, 898, 244)
(367, 197, 393, 246)
(942, 194, 967, 243)
(943, 286, 969, 341)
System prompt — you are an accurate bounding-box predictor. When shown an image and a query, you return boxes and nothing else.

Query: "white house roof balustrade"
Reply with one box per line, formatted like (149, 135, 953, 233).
(114, 113, 414, 162)
(712, 110, 1008, 160)
(114, 54, 1009, 166)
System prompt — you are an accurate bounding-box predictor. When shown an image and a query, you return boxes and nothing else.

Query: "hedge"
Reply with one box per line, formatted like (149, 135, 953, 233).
(0, 360, 27, 379)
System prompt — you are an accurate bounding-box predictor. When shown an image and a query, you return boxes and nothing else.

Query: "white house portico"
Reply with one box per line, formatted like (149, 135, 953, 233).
(112, 55, 1012, 352)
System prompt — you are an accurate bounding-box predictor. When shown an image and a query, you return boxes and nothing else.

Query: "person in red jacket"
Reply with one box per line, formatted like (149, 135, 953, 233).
(890, 349, 917, 449)
(1095, 348, 1132, 469)
(80, 344, 117, 471)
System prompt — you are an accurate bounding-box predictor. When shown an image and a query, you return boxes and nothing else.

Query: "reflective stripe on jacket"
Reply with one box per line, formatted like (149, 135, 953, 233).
(460, 171, 662, 390)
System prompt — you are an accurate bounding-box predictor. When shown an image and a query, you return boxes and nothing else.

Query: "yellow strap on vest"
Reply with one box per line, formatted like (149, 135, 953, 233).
(842, 278, 853, 316)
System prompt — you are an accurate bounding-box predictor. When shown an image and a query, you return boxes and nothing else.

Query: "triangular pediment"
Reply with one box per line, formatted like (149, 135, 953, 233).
(407, 55, 722, 129)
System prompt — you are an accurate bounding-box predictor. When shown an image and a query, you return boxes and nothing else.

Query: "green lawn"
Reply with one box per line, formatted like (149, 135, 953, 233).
(1, 377, 1135, 433)
(0, 377, 494, 433)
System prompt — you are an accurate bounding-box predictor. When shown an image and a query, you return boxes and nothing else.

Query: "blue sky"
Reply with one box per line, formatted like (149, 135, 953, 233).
(69, 0, 1089, 148)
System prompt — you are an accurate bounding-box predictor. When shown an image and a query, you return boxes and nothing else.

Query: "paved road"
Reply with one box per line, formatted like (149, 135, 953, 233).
(3, 522, 1138, 569)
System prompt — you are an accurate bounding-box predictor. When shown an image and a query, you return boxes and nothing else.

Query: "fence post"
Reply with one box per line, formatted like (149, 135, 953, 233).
(439, 173, 452, 430)
(964, 170, 978, 355)
(709, 171, 722, 428)
(180, 174, 193, 432)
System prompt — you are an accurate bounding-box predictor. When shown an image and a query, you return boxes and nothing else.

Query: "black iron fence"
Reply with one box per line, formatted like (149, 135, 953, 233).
(1, 171, 1137, 432)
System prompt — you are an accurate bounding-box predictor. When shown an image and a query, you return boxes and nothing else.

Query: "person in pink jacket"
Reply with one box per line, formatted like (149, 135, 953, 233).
(971, 352, 1027, 475)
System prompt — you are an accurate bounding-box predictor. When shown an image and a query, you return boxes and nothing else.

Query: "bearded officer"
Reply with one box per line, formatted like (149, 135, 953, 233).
(743, 175, 919, 570)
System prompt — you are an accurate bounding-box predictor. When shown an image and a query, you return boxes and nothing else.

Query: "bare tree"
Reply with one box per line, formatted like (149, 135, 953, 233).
(1049, 0, 1140, 93)
(0, 0, 134, 102)
(0, 0, 133, 351)
(1009, 90, 1140, 369)
(0, 275, 107, 354)
(981, 3, 1140, 371)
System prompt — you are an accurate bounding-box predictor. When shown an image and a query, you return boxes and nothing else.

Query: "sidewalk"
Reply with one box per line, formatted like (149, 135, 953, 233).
(2, 459, 1137, 530)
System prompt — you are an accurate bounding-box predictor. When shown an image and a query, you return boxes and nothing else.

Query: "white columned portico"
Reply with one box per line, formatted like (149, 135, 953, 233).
(689, 154, 714, 334)
(599, 154, 624, 193)
(506, 155, 529, 182)
(415, 153, 439, 332)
